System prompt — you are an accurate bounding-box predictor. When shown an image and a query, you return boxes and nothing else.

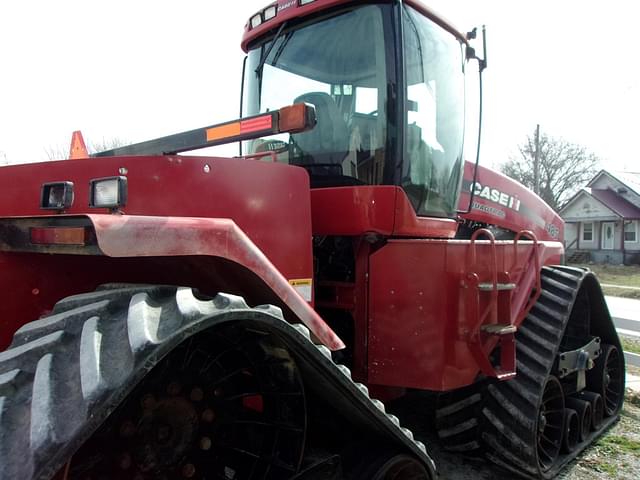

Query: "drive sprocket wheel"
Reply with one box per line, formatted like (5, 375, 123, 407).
(64, 327, 307, 480)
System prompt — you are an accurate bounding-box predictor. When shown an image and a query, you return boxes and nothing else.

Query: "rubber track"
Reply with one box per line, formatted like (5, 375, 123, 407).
(0, 285, 436, 480)
(437, 266, 622, 479)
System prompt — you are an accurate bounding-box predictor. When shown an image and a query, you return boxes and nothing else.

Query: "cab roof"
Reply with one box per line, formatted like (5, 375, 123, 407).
(241, 0, 468, 53)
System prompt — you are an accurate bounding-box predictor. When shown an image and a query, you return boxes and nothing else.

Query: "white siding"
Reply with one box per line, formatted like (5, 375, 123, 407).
(561, 191, 618, 222)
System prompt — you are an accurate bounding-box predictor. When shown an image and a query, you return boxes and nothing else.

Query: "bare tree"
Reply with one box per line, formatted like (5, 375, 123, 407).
(501, 128, 600, 211)
(44, 144, 70, 161)
(88, 137, 129, 154)
(45, 136, 129, 160)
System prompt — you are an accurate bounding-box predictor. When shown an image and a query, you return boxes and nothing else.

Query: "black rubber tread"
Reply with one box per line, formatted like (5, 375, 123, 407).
(435, 266, 624, 479)
(0, 285, 437, 480)
(435, 385, 483, 452)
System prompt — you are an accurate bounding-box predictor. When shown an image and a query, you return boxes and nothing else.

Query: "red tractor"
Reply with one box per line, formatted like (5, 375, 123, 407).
(0, 1, 625, 479)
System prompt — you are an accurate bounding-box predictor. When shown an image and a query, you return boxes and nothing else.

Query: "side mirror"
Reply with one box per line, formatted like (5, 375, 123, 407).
(466, 26, 487, 72)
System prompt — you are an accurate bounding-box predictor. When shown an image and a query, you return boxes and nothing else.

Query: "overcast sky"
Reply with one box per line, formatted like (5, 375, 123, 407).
(0, 1, 638, 171)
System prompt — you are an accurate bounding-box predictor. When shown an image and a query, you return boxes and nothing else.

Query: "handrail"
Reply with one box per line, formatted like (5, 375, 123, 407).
(565, 237, 578, 250)
(469, 228, 498, 327)
(512, 230, 541, 324)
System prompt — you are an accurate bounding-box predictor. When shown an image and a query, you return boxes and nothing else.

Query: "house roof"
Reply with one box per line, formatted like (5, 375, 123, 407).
(613, 171, 640, 196)
(588, 170, 640, 197)
(590, 189, 640, 219)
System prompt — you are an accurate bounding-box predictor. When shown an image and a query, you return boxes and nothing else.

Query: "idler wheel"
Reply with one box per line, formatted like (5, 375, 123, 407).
(536, 375, 565, 472)
(587, 344, 624, 416)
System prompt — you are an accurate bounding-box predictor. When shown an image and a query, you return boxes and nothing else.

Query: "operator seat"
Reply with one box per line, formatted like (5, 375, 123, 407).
(292, 92, 349, 166)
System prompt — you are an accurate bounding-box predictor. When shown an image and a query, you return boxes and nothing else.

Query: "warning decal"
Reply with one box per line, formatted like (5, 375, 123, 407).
(288, 278, 313, 302)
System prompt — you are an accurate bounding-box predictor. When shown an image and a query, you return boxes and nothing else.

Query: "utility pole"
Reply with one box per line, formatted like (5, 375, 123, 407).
(533, 124, 540, 195)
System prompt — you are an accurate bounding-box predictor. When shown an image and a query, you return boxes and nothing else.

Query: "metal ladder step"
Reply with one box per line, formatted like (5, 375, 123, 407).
(480, 324, 517, 335)
(478, 283, 516, 291)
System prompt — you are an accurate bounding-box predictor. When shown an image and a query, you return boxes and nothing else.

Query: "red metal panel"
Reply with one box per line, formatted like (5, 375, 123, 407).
(367, 238, 564, 391)
(310, 186, 457, 238)
(310, 186, 396, 236)
(0, 156, 312, 287)
(392, 188, 458, 238)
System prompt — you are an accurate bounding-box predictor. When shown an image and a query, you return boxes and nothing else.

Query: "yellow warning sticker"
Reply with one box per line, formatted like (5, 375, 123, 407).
(288, 278, 313, 302)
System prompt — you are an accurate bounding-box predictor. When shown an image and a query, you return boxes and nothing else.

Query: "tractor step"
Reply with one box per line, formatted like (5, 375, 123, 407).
(478, 282, 516, 291)
(481, 323, 517, 335)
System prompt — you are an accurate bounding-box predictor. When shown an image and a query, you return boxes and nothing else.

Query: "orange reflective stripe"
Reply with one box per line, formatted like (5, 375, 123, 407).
(206, 122, 241, 142)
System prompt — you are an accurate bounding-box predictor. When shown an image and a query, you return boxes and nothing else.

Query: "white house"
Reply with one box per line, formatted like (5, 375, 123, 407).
(559, 170, 640, 264)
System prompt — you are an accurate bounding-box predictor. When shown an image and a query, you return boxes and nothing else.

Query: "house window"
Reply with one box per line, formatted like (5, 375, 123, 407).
(625, 221, 637, 242)
(583, 222, 593, 241)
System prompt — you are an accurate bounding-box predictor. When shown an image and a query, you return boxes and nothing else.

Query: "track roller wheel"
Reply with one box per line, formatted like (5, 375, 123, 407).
(561, 409, 578, 453)
(577, 391, 604, 431)
(565, 397, 592, 442)
(587, 344, 624, 417)
(65, 327, 307, 479)
(536, 376, 565, 473)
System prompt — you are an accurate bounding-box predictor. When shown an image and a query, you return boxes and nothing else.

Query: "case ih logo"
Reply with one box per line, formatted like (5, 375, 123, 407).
(279, 0, 296, 11)
(472, 182, 521, 212)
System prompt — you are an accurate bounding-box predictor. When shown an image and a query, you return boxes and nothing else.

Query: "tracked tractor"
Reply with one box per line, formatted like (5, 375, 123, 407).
(0, 1, 625, 479)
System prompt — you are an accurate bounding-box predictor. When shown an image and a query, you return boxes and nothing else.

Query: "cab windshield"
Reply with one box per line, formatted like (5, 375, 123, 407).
(242, 3, 466, 218)
(242, 5, 390, 187)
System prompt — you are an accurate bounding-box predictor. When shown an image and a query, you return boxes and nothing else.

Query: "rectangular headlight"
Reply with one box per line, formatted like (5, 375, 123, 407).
(89, 176, 127, 209)
(250, 13, 262, 29)
(41, 182, 74, 210)
(263, 5, 277, 20)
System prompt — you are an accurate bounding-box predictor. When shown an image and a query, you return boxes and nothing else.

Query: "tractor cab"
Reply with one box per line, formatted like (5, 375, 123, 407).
(242, 1, 467, 218)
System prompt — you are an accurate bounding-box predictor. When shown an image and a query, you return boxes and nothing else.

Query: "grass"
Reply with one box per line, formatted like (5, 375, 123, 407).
(597, 434, 640, 454)
(621, 336, 640, 355)
(574, 263, 640, 298)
